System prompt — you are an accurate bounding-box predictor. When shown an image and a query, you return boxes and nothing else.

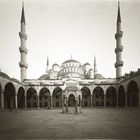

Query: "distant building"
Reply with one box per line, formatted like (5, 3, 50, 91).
(0, 2, 140, 110)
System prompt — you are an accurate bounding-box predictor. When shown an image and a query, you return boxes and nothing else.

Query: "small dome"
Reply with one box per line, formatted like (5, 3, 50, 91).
(94, 73, 104, 79)
(52, 63, 60, 67)
(39, 74, 50, 80)
(88, 68, 94, 79)
(83, 63, 91, 66)
(52, 63, 60, 72)
(89, 68, 94, 72)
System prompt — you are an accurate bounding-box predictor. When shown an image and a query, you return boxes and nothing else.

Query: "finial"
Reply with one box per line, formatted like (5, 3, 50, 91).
(94, 56, 97, 74)
(117, 1, 121, 23)
(70, 54, 72, 60)
(22, 1, 24, 8)
(47, 56, 49, 66)
(46, 56, 49, 73)
(21, 1, 25, 23)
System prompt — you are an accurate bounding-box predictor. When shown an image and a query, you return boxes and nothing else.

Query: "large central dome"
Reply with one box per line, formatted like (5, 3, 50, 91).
(57, 59, 84, 79)
(62, 59, 80, 64)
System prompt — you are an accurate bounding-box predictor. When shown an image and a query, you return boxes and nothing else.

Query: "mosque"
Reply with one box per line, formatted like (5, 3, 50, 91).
(0, 2, 140, 112)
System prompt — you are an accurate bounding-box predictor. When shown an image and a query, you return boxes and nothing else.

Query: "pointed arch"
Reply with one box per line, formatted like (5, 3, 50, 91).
(39, 88, 51, 108)
(17, 87, 25, 108)
(0, 83, 2, 108)
(26, 88, 37, 108)
(106, 86, 117, 107)
(118, 85, 125, 107)
(4, 82, 16, 109)
(68, 94, 76, 106)
(93, 87, 104, 107)
(81, 87, 91, 107)
(53, 87, 62, 107)
(127, 81, 139, 107)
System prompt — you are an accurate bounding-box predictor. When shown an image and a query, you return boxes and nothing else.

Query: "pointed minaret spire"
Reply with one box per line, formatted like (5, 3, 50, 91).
(115, 1, 124, 79)
(47, 56, 49, 66)
(70, 54, 72, 60)
(46, 56, 49, 73)
(21, 1, 25, 23)
(94, 56, 97, 74)
(117, 1, 121, 23)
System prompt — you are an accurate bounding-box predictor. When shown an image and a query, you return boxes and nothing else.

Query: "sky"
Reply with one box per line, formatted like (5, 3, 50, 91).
(0, 0, 140, 80)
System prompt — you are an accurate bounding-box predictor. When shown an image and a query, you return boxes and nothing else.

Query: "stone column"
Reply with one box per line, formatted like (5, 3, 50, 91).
(37, 95, 40, 109)
(104, 94, 106, 107)
(50, 96, 53, 108)
(1, 91, 4, 109)
(75, 97, 78, 113)
(62, 94, 64, 113)
(15, 95, 18, 109)
(116, 93, 119, 107)
(37, 96, 40, 109)
(92, 95, 95, 107)
(24, 95, 27, 109)
(90, 94, 92, 108)
(125, 93, 127, 107)
(79, 96, 82, 113)
(139, 91, 140, 107)
(66, 97, 68, 113)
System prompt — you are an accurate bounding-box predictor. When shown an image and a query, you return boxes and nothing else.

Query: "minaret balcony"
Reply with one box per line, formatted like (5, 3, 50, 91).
(19, 46, 28, 54)
(115, 45, 123, 53)
(115, 31, 123, 39)
(19, 62, 28, 68)
(19, 32, 27, 40)
(115, 61, 124, 68)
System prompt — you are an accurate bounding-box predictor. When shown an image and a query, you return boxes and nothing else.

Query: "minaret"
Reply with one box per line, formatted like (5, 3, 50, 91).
(46, 56, 49, 73)
(94, 56, 97, 75)
(114, 2, 124, 79)
(19, 2, 28, 82)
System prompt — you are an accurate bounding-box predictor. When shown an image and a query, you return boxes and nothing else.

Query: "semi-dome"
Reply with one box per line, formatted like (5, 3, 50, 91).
(83, 63, 91, 74)
(94, 73, 104, 79)
(83, 63, 91, 66)
(52, 63, 60, 67)
(39, 74, 50, 80)
(52, 63, 60, 72)
(88, 68, 94, 79)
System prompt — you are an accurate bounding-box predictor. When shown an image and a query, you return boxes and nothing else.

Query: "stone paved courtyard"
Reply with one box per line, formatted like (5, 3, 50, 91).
(0, 108, 140, 139)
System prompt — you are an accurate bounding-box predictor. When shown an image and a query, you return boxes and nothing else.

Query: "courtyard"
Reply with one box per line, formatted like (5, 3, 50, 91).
(0, 108, 140, 139)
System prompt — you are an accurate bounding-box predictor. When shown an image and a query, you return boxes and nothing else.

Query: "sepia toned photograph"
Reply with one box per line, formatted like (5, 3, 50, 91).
(0, 0, 140, 139)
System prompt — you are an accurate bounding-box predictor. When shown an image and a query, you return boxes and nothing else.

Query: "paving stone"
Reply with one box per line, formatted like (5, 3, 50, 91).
(0, 108, 140, 139)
